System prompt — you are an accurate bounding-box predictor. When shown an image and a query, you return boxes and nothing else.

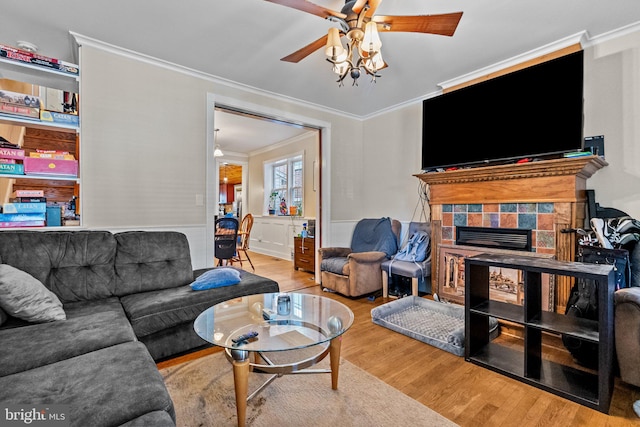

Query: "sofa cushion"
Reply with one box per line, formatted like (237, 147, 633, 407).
(121, 269, 279, 338)
(114, 231, 194, 295)
(118, 410, 176, 427)
(0, 230, 118, 303)
(190, 267, 241, 290)
(320, 257, 349, 275)
(0, 297, 136, 376)
(0, 264, 66, 322)
(0, 341, 175, 427)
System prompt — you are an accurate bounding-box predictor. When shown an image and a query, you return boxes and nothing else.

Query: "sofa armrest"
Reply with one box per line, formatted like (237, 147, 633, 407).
(318, 247, 352, 260)
(615, 286, 640, 306)
(614, 287, 640, 387)
(348, 251, 388, 264)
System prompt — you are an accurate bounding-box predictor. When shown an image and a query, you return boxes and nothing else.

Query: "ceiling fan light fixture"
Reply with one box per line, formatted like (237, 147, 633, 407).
(362, 21, 382, 52)
(270, 0, 462, 88)
(325, 27, 344, 59)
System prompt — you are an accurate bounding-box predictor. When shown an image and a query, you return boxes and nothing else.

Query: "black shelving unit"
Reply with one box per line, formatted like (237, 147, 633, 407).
(464, 253, 615, 413)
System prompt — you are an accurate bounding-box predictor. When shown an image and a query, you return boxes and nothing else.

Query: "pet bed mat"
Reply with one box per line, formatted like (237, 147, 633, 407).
(371, 296, 499, 357)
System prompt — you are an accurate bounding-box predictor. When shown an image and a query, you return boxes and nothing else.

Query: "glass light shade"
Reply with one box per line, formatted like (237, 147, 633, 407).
(325, 28, 344, 59)
(332, 51, 349, 75)
(214, 145, 224, 157)
(362, 21, 382, 53)
(332, 60, 349, 75)
(364, 52, 385, 72)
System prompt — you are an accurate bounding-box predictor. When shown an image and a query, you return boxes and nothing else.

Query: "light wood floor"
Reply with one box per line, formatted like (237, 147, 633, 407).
(164, 251, 640, 427)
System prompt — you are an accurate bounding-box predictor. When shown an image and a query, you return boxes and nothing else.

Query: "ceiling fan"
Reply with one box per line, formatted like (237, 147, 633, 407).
(265, 0, 463, 86)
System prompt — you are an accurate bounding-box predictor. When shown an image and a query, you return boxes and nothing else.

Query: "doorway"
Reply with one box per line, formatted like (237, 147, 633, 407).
(207, 94, 330, 283)
(218, 162, 244, 218)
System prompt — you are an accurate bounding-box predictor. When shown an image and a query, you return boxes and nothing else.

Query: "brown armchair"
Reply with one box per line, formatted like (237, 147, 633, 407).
(318, 218, 401, 297)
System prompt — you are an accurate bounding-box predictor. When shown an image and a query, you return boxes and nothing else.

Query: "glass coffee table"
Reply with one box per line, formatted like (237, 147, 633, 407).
(194, 292, 354, 427)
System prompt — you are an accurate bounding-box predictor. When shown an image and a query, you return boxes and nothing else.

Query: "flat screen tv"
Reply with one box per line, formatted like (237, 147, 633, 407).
(421, 50, 584, 171)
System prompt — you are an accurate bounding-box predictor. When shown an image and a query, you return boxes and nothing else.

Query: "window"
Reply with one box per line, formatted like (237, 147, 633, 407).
(265, 154, 303, 215)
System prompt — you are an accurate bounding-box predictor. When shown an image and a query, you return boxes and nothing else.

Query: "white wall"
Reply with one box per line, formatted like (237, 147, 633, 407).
(584, 30, 640, 218)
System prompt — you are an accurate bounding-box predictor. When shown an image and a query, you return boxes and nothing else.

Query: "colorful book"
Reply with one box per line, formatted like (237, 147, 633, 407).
(0, 220, 45, 228)
(12, 190, 44, 197)
(10, 197, 46, 203)
(0, 147, 25, 159)
(0, 89, 41, 108)
(0, 213, 46, 222)
(0, 103, 40, 119)
(2, 202, 47, 214)
(0, 158, 16, 164)
(23, 157, 77, 177)
(39, 111, 79, 127)
(0, 163, 24, 175)
(30, 148, 75, 160)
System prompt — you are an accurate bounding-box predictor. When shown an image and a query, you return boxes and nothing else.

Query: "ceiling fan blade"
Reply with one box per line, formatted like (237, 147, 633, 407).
(264, 0, 346, 19)
(281, 34, 330, 63)
(373, 12, 463, 36)
(351, 0, 369, 14)
(363, 0, 382, 18)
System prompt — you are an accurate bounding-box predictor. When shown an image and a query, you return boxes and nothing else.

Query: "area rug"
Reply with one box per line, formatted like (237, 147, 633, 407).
(160, 351, 459, 427)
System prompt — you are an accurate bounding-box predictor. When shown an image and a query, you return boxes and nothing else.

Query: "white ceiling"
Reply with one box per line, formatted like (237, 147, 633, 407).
(214, 109, 315, 155)
(2, 1, 640, 151)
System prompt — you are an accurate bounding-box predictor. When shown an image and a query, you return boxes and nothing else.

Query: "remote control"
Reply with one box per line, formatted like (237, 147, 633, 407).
(232, 331, 258, 344)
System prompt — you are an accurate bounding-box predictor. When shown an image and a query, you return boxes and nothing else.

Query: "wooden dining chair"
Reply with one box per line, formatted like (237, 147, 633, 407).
(231, 213, 255, 271)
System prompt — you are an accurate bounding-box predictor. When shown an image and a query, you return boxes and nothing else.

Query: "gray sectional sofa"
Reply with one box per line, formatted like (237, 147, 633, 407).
(0, 230, 279, 426)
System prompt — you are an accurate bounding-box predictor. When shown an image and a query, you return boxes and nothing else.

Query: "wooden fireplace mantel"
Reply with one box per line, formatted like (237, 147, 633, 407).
(416, 155, 608, 311)
(415, 156, 607, 205)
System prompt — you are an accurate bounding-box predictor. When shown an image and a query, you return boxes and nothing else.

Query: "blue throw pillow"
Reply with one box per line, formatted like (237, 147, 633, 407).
(190, 267, 241, 290)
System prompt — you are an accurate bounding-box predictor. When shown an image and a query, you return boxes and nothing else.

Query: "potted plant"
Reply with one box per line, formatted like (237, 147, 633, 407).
(268, 191, 278, 215)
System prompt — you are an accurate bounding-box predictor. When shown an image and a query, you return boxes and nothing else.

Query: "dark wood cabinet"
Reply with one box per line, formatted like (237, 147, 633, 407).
(294, 236, 315, 273)
(465, 253, 615, 414)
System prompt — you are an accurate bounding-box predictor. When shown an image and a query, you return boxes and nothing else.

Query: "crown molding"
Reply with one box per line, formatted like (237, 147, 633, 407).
(69, 31, 364, 121)
(438, 32, 589, 91)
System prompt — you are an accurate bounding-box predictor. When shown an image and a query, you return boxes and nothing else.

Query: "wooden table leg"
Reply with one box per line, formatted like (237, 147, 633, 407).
(382, 271, 389, 298)
(232, 355, 250, 427)
(329, 336, 342, 390)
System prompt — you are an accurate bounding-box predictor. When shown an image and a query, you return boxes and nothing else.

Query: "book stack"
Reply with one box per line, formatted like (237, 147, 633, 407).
(0, 43, 79, 76)
(0, 137, 25, 175)
(0, 190, 46, 227)
(0, 88, 41, 119)
(24, 149, 77, 177)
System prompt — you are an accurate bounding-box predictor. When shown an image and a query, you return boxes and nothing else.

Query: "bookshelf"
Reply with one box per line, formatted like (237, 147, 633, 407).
(464, 253, 615, 413)
(0, 50, 80, 228)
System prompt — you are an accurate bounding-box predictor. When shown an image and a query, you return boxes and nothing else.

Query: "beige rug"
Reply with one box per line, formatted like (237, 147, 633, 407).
(160, 351, 459, 427)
